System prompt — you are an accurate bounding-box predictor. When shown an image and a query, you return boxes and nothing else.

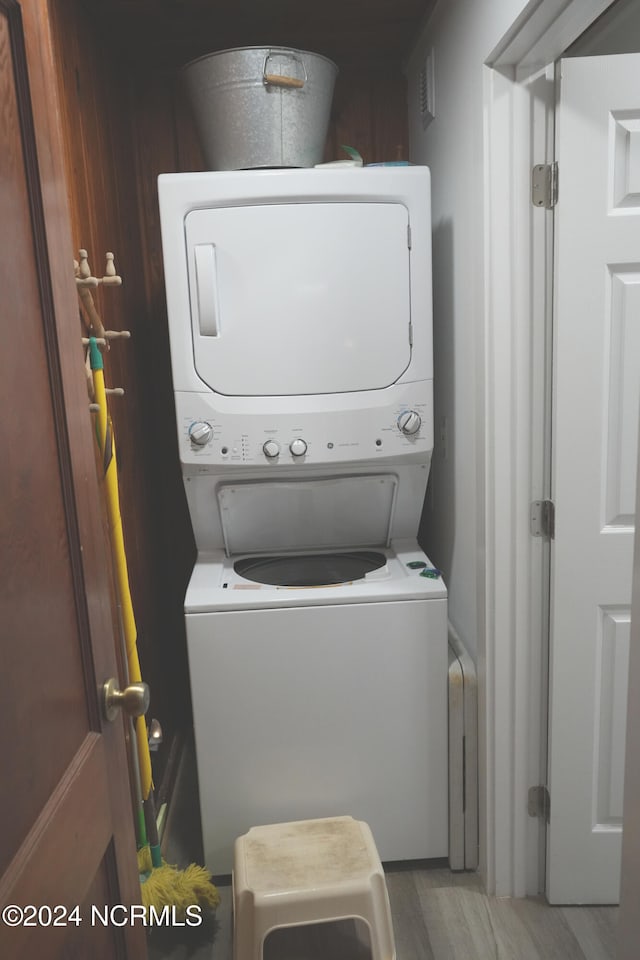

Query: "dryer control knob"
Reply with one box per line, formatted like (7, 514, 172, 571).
(189, 421, 213, 446)
(290, 438, 308, 457)
(263, 440, 281, 459)
(397, 410, 421, 435)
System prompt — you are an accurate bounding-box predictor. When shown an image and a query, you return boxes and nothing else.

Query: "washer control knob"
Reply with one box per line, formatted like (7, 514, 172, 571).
(189, 421, 213, 446)
(263, 440, 281, 459)
(290, 438, 308, 458)
(397, 410, 421, 436)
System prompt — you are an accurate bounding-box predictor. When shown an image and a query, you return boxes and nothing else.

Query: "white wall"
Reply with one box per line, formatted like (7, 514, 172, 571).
(407, 0, 530, 660)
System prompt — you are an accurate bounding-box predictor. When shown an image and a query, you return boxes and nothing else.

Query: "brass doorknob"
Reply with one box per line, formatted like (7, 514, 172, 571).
(102, 678, 150, 723)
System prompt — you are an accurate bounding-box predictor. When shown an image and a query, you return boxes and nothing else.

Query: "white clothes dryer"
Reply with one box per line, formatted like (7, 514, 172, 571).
(158, 167, 448, 874)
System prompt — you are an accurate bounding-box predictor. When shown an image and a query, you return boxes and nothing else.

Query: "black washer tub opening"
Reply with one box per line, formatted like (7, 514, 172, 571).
(234, 551, 387, 587)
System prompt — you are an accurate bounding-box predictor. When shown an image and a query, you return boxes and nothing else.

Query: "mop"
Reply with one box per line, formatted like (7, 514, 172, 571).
(88, 337, 219, 919)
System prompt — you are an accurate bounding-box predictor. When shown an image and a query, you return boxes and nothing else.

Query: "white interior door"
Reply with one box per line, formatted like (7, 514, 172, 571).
(548, 52, 640, 904)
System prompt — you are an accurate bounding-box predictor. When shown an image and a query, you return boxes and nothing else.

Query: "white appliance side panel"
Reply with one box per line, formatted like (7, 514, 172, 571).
(187, 598, 448, 874)
(185, 202, 412, 396)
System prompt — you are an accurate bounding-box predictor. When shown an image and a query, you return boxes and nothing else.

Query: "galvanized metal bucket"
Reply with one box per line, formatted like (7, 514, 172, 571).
(182, 46, 339, 170)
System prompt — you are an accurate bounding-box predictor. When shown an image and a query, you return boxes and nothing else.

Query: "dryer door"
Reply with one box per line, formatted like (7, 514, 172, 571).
(185, 201, 412, 396)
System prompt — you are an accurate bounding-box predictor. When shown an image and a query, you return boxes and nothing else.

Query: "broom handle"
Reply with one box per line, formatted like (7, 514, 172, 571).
(89, 339, 153, 801)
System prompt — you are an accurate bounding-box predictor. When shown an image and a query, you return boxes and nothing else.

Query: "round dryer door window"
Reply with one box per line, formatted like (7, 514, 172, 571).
(234, 551, 387, 587)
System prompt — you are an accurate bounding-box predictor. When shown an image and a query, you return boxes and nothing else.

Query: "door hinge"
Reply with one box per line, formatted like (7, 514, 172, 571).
(407, 224, 412, 249)
(530, 499, 555, 539)
(531, 162, 558, 208)
(409, 321, 413, 347)
(528, 785, 550, 823)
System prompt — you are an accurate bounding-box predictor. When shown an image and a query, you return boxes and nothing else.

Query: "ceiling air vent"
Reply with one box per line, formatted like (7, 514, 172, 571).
(419, 49, 435, 129)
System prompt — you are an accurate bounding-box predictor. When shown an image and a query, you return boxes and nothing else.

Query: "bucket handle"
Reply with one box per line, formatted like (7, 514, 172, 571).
(263, 51, 307, 90)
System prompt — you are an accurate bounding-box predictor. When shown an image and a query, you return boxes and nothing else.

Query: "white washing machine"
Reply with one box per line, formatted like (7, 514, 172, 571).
(158, 167, 448, 873)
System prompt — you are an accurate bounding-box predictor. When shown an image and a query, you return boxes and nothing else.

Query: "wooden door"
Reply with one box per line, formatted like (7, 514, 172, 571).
(547, 52, 640, 904)
(0, 2, 147, 957)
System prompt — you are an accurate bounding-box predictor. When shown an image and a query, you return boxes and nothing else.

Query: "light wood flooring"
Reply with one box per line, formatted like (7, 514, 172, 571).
(148, 741, 618, 960)
(148, 866, 618, 960)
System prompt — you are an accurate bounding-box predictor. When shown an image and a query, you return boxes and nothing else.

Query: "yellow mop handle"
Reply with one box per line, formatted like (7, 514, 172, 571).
(90, 340, 153, 800)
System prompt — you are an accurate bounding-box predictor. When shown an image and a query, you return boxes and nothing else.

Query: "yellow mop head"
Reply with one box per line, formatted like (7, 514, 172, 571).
(138, 847, 220, 921)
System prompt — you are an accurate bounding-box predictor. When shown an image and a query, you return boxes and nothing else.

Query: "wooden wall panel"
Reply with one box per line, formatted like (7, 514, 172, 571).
(126, 66, 197, 747)
(327, 67, 409, 164)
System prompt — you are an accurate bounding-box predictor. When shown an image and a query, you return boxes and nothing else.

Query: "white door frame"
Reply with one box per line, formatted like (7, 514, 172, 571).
(482, 0, 617, 897)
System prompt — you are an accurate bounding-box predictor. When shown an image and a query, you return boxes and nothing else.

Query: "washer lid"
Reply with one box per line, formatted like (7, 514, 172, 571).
(185, 201, 412, 396)
(218, 475, 397, 555)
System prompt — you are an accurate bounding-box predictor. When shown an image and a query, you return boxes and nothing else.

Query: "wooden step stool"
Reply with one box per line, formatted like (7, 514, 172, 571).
(232, 816, 396, 960)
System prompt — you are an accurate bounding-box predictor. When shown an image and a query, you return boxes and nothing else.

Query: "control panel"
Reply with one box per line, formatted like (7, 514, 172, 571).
(176, 387, 433, 469)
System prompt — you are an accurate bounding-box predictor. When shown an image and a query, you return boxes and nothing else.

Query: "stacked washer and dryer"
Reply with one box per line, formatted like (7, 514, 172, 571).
(158, 167, 448, 874)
